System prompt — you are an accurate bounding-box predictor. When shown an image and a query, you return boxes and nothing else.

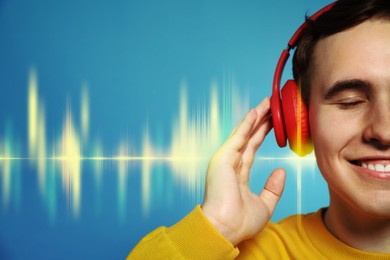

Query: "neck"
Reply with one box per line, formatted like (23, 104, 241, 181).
(324, 192, 390, 253)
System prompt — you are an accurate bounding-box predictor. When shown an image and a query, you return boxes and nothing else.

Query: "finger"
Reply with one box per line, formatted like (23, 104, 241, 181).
(259, 168, 286, 217)
(225, 108, 257, 151)
(246, 116, 272, 156)
(226, 97, 271, 150)
(250, 97, 271, 134)
(245, 97, 272, 150)
(239, 118, 272, 182)
(239, 99, 273, 176)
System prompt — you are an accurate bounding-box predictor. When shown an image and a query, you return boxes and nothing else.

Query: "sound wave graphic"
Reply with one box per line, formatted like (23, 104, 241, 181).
(0, 68, 318, 220)
(0, 68, 252, 219)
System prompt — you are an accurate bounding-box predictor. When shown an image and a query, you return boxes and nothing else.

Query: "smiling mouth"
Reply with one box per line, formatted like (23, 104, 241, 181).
(352, 160, 390, 173)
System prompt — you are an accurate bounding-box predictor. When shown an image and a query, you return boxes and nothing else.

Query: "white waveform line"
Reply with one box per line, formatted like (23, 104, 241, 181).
(255, 156, 316, 161)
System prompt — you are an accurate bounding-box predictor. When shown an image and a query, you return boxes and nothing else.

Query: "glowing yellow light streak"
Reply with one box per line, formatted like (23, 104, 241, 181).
(28, 69, 47, 194)
(28, 69, 38, 156)
(0, 140, 11, 208)
(116, 140, 130, 221)
(0, 157, 27, 160)
(58, 107, 82, 217)
(141, 131, 152, 216)
(169, 83, 226, 203)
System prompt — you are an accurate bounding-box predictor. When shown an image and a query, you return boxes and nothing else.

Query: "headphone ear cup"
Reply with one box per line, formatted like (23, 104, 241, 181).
(281, 80, 312, 156)
(271, 92, 287, 148)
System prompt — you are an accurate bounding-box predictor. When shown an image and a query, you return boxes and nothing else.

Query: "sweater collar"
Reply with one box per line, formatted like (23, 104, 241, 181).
(303, 208, 390, 259)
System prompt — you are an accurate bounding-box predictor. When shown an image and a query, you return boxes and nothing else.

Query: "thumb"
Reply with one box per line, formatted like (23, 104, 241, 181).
(259, 168, 286, 217)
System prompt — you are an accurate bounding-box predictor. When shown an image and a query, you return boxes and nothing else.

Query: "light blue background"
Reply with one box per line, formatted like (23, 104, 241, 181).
(0, 0, 331, 259)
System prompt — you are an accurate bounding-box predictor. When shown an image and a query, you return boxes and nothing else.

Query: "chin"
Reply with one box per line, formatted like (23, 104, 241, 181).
(351, 193, 390, 220)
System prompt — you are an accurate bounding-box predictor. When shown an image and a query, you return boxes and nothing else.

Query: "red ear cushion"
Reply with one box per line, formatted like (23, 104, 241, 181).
(281, 80, 312, 156)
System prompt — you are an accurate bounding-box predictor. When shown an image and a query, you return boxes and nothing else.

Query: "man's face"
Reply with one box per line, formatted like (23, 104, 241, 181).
(309, 20, 390, 217)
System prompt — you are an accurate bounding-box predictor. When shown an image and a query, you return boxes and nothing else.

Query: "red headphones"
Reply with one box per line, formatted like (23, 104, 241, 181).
(271, 2, 335, 156)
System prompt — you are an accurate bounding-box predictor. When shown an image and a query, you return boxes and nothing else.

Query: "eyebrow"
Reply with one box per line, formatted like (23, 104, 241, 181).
(324, 79, 372, 100)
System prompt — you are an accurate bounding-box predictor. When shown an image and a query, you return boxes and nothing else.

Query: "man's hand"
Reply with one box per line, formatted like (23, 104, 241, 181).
(201, 97, 286, 246)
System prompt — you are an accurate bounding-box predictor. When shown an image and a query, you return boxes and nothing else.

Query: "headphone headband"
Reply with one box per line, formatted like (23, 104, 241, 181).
(271, 2, 335, 153)
(273, 2, 336, 100)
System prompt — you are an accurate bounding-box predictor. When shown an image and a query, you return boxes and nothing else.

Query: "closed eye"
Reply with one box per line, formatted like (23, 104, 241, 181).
(324, 79, 371, 110)
(336, 99, 366, 109)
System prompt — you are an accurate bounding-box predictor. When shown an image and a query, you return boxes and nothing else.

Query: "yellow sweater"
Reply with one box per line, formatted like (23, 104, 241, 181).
(128, 206, 390, 259)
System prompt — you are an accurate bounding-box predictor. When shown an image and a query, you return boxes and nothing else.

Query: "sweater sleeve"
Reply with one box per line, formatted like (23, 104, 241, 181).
(127, 205, 239, 259)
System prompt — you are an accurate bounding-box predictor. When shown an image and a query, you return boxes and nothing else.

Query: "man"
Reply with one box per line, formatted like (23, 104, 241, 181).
(128, 0, 390, 258)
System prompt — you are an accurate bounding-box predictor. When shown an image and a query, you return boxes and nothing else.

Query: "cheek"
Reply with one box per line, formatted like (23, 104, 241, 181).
(309, 105, 363, 179)
(309, 107, 343, 158)
(309, 107, 344, 185)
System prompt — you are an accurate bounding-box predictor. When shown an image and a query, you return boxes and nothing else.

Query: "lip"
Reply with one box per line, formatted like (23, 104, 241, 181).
(350, 158, 390, 180)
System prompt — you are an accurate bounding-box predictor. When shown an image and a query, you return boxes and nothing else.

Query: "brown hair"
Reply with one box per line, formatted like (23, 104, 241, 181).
(292, 0, 390, 104)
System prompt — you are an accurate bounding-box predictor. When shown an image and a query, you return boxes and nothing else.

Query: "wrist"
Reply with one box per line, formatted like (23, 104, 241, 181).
(201, 205, 242, 246)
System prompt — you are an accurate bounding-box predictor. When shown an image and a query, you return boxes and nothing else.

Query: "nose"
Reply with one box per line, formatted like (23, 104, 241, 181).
(363, 100, 390, 148)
